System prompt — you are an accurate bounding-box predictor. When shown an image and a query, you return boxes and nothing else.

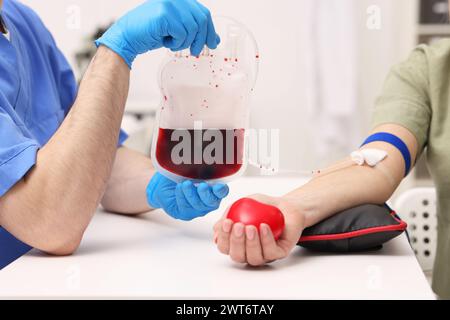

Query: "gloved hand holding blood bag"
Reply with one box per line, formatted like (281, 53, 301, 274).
(152, 17, 259, 183)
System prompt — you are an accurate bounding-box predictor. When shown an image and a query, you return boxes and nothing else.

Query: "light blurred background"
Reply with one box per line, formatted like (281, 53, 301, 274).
(20, 0, 446, 185)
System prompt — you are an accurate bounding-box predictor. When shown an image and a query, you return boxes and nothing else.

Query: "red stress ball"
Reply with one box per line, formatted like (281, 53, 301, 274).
(227, 198, 285, 240)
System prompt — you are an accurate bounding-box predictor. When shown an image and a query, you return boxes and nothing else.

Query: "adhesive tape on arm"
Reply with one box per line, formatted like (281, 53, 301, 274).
(361, 149, 388, 167)
(350, 151, 365, 166)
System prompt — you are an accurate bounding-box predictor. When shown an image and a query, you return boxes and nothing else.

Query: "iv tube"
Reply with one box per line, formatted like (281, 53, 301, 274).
(250, 148, 388, 179)
(248, 158, 356, 178)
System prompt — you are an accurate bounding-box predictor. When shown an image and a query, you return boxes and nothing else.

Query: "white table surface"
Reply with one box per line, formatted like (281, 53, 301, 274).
(0, 177, 435, 299)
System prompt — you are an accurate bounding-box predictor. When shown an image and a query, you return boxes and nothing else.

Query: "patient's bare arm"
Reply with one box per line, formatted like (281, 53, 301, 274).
(287, 123, 417, 227)
(214, 123, 418, 266)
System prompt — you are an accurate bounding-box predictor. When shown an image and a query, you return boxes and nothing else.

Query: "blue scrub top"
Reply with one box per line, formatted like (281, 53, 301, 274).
(0, 0, 127, 269)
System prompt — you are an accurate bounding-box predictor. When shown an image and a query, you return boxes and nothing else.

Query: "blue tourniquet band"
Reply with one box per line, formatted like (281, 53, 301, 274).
(361, 132, 412, 177)
(0, 227, 32, 269)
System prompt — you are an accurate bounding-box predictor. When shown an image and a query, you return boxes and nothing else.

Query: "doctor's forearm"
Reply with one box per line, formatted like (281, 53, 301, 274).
(101, 147, 155, 215)
(0, 46, 130, 254)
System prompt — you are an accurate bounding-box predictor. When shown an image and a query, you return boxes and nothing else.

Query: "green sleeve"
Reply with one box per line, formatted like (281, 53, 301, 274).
(371, 45, 432, 156)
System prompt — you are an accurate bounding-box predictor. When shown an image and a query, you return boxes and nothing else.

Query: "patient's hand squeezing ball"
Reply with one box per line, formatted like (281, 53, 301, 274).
(227, 198, 286, 240)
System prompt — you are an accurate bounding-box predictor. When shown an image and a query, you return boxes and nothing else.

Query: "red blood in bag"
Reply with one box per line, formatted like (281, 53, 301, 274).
(155, 128, 245, 180)
(227, 198, 285, 240)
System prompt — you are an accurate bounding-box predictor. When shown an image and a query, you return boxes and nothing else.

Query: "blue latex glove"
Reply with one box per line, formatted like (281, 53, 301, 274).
(146, 173, 229, 221)
(95, 0, 220, 68)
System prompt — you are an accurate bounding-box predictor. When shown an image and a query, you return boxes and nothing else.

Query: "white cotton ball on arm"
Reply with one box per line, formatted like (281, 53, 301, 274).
(350, 151, 365, 166)
(351, 149, 388, 167)
(361, 149, 388, 167)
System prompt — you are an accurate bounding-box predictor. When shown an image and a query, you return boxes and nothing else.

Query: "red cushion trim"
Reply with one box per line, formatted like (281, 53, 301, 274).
(299, 211, 407, 242)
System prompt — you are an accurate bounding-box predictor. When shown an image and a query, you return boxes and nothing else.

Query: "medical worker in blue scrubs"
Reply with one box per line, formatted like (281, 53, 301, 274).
(0, 0, 228, 265)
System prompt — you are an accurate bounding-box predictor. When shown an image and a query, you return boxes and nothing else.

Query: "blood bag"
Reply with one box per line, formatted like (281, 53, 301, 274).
(151, 17, 259, 183)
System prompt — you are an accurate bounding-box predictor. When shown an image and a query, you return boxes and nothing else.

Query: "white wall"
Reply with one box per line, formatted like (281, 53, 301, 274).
(21, 0, 166, 107)
(20, 0, 418, 171)
(356, 0, 418, 128)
